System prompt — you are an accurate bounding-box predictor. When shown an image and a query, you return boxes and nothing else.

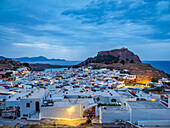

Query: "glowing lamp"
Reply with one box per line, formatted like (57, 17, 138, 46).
(150, 99, 157, 101)
(34, 81, 38, 84)
(68, 107, 73, 112)
(118, 102, 122, 105)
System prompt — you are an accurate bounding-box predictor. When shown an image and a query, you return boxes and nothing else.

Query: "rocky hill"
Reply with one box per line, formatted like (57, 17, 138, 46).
(0, 59, 25, 70)
(79, 48, 141, 66)
(78, 48, 170, 84)
(98, 48, 141, 63)
(0, 56, 33, 70)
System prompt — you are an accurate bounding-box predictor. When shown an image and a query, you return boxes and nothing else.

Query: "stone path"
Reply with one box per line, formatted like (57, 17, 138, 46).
(41, 118, 86, 127)
(0, 117, 40, 126)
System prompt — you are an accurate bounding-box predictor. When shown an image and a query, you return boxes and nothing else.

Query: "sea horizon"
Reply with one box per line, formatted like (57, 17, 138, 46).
(143, 61, 170, 75)
(21, 60, 170, 75)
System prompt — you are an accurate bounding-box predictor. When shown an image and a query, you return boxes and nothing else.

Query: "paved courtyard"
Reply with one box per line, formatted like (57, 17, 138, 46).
(41, 118, 87, 127)
(0, 117, 89, 127)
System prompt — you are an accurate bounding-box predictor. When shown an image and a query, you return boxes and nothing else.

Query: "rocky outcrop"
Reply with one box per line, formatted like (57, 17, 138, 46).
(79, 48, 141, 66)
(97, 47, 141, 63)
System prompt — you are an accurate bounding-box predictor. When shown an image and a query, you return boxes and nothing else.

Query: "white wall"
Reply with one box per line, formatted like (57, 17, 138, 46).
(20, 98, 41, 117)
(138, 120, 170, 127)
(41, 102, 89, 119)
(99, 107, 130, 123)
(130, 108, 170, 124)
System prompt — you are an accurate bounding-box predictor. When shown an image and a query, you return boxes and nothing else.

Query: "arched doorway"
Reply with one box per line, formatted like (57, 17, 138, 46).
(35, 101, 40, 112)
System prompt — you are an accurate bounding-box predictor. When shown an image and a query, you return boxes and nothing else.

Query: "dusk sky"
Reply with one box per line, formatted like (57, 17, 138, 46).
(0, 0, 170, 61)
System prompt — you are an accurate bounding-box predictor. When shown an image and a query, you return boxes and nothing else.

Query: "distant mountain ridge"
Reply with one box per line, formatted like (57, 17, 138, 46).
(0, 56, 11, 60)
(12, 56, 66, 62)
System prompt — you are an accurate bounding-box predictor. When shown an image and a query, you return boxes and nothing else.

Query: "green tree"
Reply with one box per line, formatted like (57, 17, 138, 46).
(120, 60, 125, 65)
(151, 78, 159, 82)
(86, 119, 92, 124)
(72, 65, 80, 68)
(130, 60, 134, 63)
(4, 72, 12, 78)
(23, 63, 32, 70)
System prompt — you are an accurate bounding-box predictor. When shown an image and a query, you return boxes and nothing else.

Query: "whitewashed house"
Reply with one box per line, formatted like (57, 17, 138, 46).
(127, 101, 170, 124)
(20, 88, 49, 120)
(41, 99, 96, 120)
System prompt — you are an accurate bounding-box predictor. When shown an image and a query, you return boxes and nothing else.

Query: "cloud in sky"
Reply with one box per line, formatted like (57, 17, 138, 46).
(0, 0, 170, 60)
(13, 43, 50, 49)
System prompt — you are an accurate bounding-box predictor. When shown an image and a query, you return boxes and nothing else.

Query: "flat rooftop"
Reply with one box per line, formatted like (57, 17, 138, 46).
(101, 106, 128, 113)
(24, 88, 48, 99)
(117, 91, 132, 98)
(127, 101, 168, 109)
(53, 102, 78, 107)
(94, 90, 120, 97)
(49, 99, 88, 107)
(6, 91, 29, 101)
(44, 99, 93, 107)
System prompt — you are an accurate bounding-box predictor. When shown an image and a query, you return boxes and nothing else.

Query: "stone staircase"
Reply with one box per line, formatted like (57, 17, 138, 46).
(27, 111, 41, 121)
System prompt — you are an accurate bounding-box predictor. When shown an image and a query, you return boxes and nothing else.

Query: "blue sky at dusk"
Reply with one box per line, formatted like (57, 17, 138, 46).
(0, 0, 170, 60)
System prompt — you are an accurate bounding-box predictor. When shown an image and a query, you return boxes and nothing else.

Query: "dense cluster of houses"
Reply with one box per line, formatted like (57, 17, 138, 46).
(0, 66, 170, 127)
